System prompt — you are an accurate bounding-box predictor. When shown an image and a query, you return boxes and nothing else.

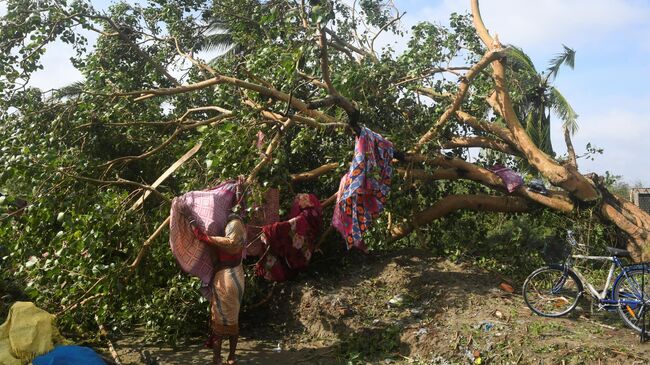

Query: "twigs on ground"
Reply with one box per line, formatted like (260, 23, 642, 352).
(96, 315, 123, 365)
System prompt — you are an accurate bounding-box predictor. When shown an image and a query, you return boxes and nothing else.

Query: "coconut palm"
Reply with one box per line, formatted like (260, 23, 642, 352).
(506, 45, 578, 157)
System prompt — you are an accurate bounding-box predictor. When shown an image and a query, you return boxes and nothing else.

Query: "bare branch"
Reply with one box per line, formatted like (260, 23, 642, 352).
(412, 87, 453, 100)
(290, 163, 339, 182)
(441, 136, 519, 155)
(370, 11, 406, 55)
(394, 67, 471, 86)
(324, 28, 373, 59)
(564, 125, 578, 168)
(67, 174, 170, 203)
(129, 216, 171, 270)
(101, 112, 233, 167)
(412, 48, 506, 152)
(129, 142, 202, 212)
(390, 194, 531, 241)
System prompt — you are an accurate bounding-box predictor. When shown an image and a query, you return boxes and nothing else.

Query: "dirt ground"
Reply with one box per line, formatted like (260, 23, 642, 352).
(113, 249, 650, 364)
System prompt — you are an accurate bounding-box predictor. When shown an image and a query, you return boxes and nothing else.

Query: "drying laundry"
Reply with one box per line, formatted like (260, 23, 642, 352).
(256, 194, 322, 282)
(333, 127, 394, 251)
(489, 164, 524, 193)
(169, 179, 244, 297)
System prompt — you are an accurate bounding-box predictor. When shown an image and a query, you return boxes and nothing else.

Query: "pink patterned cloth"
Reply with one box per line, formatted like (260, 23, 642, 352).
(169, 181, 239, 297)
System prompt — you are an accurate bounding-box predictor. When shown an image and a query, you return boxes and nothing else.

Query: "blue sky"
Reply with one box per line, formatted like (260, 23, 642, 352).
(4, 0, 649, 185)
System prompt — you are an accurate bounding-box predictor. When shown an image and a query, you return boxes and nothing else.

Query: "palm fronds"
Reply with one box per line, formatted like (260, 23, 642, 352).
(546, 44, 575, 82)
(549, 87, 579, 135)
(50, 81, 86, 101)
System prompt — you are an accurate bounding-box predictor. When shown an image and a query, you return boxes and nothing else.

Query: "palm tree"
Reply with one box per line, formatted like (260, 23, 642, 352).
(506, 45, 578, 157)
(193, 19, 246, 63)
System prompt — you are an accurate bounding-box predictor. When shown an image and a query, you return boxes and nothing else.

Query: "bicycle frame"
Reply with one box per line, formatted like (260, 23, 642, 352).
(568, 252, 643, 307)
(569, 254, 616, 301)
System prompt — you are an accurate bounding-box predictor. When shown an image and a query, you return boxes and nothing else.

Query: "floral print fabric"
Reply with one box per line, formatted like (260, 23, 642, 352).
(332, 127, 394, 251)
(256, 194, 322, 282)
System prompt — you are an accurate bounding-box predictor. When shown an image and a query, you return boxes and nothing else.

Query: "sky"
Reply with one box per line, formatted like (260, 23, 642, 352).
(3, 0, 649, 185)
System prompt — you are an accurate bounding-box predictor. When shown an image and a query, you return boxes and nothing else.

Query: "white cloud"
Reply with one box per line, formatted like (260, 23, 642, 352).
(552, 109, 650, 184)
(28, 41, 84, 91)
(396, 0, 650, 51)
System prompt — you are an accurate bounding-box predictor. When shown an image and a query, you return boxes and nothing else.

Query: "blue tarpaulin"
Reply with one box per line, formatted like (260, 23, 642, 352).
(32, 345, 106, 365)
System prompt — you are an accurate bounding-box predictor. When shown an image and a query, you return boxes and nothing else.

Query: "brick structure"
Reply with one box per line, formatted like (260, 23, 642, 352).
(630, 188, 650, 214)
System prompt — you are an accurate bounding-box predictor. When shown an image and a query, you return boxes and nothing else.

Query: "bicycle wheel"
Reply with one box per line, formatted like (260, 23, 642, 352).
(523, 265, 583, 317)
(613, 267, 650, 333)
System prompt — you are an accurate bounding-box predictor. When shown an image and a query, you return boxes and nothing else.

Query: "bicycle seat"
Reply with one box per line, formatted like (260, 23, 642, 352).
(606, 246, 631, 258)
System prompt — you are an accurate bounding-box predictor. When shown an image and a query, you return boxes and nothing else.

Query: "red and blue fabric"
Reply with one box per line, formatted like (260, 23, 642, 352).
(332, 127, 393, 252)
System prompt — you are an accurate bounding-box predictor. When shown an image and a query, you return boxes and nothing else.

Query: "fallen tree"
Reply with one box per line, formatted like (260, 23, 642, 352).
(1, 0, 648, 340)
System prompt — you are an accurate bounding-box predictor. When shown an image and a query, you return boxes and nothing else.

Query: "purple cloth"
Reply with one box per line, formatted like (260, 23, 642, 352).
(169, 181, 240, 297)
(489, 164, 524, 193)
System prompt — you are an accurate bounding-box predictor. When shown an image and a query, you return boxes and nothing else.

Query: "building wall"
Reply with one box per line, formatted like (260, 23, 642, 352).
(630, 188, 650, 214)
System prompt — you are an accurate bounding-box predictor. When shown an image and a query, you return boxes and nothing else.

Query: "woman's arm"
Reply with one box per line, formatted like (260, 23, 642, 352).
(192, 226, 234, 248)
(206, 235, 234, 247)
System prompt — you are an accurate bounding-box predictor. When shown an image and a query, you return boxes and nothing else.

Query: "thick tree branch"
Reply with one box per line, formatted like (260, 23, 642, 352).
(469, 1, 599, 202)
(441, 136, 519, 155)
(399, 155, 574, 212)
(412, 48, 506, 152)
(390, 194, 531, 241)
(470, 0, 495, 50)
(290, 163, 339, 183)
(243, 99, 348, 130)
(455, 111, 516, 146)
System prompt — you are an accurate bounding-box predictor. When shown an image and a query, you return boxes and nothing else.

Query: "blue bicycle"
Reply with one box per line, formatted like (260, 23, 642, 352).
(522, 230, 650, 333)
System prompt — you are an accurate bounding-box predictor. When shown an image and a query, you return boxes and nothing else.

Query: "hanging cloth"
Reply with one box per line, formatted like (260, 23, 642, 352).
(169, 179, 243, 298)
(256, 194, 322, 282)
(488, 164, 524, 193)
(332, 127, 394, 251)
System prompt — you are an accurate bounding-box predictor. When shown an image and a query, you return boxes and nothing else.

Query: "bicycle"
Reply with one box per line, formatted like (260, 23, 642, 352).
(522, 230, 650, 334)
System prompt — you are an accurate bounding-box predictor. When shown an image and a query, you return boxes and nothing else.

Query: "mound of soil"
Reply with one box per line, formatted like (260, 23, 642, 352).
(115, 249, 650, 364)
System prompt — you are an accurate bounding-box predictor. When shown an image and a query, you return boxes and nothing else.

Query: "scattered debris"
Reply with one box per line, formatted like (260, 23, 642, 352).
(476, 321, 494, 332)
(499, 282, 514, 293)
(388, 294, 405, 307)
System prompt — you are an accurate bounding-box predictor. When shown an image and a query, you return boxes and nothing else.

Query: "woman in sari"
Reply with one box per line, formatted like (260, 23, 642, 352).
(194, 213, 246, 365)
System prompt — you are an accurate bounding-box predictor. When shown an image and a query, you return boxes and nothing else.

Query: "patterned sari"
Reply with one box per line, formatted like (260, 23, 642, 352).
(332, 127, 393, 251)
(210, 218, 246, 337)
